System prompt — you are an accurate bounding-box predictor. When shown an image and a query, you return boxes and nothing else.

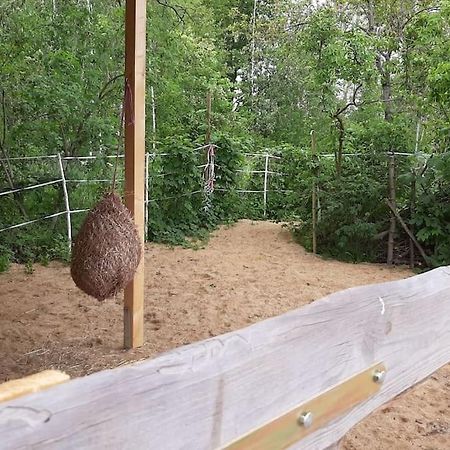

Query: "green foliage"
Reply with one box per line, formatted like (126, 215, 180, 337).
(412, 153, 450, 266)
(1, 0, 450, 269)
(0, 245, 12, 272)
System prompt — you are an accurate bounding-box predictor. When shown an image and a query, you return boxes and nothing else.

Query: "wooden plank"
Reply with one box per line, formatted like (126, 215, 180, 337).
(0, 267, 449, 450)
(0, 371, 69, 403)
(226, 363, 385, 449)
(123, 0, 146, 349)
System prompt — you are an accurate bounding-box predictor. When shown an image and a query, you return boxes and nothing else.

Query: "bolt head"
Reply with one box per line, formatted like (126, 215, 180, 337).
(298, 411, 314, 428)
(373, 369, 386, 384)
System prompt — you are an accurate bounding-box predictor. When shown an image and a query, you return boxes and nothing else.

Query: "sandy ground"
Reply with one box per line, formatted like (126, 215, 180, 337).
(0, 220, 448, 449)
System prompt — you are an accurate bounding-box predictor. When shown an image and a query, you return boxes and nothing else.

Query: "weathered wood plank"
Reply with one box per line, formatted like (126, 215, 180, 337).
(0, 267, 449, 450)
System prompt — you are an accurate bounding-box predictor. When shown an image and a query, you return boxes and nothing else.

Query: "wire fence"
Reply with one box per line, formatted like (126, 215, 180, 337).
(0, 147, 286, 246)
(0, 148, 429, 246)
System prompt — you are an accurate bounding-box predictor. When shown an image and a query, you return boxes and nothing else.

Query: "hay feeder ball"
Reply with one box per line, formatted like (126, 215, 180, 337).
(71, 192, 142, 301)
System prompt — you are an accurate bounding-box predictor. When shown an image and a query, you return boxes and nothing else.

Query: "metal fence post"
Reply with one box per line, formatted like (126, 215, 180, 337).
(144, 152, 149, 240)
(263, 153, 269, 217)
(57, 153, 72, 251)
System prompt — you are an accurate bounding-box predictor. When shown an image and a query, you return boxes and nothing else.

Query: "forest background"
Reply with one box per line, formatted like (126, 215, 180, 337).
(0, 0, 449, 270)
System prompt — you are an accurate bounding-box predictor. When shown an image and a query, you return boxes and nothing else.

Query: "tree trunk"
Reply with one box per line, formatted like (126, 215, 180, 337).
(0, 90, 28, 219)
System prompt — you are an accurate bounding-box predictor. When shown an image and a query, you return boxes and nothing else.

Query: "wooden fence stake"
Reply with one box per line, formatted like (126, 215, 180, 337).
(124, 0, 146, 349)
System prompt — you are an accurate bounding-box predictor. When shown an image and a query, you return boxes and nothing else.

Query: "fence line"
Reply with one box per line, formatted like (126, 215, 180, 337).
(0, 155, 59, 161)
(66, 179, 123, 183)
(147, 190, 203, 204)
(0, 150, 287, 238)
(0, 211, 66, 232)
(0, 179, 63, 197)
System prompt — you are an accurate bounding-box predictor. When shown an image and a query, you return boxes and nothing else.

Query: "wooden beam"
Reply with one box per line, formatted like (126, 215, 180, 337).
(1, 267, 449, 449)
(0, 371, 69, 403)
(124, 0, 146, 349)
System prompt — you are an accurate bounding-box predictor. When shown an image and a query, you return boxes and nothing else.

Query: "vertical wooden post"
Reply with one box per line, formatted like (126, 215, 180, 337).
(124, 0, 146, 349)
(311, 130, 318, 254)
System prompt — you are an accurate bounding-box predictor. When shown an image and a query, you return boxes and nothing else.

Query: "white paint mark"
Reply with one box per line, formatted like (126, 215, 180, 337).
(378, 297, 386, 315)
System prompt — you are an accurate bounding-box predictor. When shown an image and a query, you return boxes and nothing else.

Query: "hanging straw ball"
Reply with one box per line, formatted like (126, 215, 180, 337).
(71, 192, 142, 301)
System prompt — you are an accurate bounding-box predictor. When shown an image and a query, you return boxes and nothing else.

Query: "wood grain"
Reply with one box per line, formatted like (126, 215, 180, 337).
(0, 267, 449, 450)
(123, 0, 146, 349)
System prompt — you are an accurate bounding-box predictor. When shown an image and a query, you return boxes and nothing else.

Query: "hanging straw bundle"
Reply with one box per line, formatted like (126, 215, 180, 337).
(71, 192, 142, 301)
(71, 79, 142, 301)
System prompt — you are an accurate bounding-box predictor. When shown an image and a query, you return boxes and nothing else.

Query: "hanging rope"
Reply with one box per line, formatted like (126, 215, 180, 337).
(111, 78, 133, 192)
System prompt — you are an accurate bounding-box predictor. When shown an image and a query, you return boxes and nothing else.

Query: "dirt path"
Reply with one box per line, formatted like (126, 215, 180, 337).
(0, 220, 448, 449)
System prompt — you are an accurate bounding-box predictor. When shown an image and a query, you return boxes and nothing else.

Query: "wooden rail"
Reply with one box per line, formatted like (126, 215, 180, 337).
(1, 267, 449, 449)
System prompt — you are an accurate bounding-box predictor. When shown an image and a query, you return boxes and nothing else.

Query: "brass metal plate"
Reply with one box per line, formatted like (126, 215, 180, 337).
(225, 362, 386, 450)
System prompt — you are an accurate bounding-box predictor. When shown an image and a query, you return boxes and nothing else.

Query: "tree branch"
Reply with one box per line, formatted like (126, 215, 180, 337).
(402, 6, 440, 30)
(155, 0, 190, 23)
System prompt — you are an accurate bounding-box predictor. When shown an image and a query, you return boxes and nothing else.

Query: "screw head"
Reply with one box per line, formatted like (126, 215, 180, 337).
(298, 411, 314, 428)
(373, 369, 386, 384)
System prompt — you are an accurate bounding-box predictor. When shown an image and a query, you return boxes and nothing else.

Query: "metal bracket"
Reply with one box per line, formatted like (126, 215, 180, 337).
(225, 362, 386, 450)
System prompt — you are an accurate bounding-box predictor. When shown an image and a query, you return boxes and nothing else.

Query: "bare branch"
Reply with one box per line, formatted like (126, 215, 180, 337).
(155, 0, 190, 23)
(333, 83, 363, 117)
(402, 6, 440, 30)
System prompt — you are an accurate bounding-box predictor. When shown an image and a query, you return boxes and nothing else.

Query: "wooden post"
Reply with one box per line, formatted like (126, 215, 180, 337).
(124, 0, 146, 349)
(311, 130, 318, 254)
